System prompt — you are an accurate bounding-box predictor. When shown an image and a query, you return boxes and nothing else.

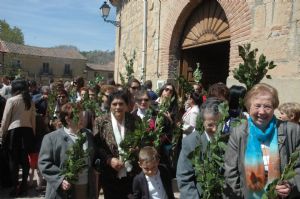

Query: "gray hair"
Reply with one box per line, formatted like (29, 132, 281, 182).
(199, 97, 222, 119)
(41, 85, 50, 93)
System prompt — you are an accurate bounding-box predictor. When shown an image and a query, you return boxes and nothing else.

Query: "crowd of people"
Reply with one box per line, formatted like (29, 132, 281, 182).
(0, 74, 300, 199)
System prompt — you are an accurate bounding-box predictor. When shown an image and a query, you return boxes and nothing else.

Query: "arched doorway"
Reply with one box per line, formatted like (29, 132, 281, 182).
(180, 0, 230, 90)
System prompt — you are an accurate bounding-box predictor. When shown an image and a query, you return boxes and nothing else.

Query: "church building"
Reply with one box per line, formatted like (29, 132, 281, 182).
(109, 0, 300, 102)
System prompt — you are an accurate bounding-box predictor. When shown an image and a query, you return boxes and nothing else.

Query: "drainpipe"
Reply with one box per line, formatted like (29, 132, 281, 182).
(156, 0, 161, 78)
(141, 0, 147, 83)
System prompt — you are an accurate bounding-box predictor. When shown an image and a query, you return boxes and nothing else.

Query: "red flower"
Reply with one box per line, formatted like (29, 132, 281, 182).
(147, 118, 156, 131)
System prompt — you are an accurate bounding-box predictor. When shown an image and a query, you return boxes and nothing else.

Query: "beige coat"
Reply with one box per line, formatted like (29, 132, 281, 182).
(0, 94, 35, 137)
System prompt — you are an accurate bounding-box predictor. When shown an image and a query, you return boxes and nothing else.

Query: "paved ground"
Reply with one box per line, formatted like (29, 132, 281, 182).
(0, 175, 180, 199)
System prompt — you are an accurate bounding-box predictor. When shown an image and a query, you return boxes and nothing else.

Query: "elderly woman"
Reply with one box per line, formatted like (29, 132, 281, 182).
(38, 103, 96, 199)
(177, 98, 222, 198)
(94, 90, 140, 199)
(224, 83, 300, 198)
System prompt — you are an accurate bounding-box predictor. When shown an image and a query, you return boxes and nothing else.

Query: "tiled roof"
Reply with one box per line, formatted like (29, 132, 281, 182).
(86, 62, 114, 72)
(0, 40, 86, 60)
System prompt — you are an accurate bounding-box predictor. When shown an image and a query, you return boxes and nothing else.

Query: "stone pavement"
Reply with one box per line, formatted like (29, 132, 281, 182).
(0, 178, 180, 199)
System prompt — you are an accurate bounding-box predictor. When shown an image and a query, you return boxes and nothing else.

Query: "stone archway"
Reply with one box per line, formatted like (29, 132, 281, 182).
(159, 0, 252, 82)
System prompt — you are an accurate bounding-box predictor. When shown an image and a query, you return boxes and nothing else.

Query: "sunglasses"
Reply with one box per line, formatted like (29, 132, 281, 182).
(58, 95, 66, 98)
(138, 98, 149, 102)
(131, 86, 139, 90)
(164, 87, 173, 93)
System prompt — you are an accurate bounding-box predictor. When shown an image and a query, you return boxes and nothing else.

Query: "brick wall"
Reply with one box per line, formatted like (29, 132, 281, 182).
(114, 0, 300, 102)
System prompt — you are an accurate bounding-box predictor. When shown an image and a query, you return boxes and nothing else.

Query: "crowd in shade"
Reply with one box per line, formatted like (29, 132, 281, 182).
(0, 75, 300, 199)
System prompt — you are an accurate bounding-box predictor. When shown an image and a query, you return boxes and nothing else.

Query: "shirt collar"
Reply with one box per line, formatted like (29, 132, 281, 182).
(145, 169, 160, 181)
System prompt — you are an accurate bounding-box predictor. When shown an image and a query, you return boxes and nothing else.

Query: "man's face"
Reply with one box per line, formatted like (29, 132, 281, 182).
(203, 113, 220, 135)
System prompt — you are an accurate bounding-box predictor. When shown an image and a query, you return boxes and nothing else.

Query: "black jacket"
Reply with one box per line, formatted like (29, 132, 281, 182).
(133, 164, 175, 199)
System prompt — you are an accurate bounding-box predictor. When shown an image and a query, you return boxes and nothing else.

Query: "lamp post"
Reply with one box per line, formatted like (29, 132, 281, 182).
(99, 1, 120, 27)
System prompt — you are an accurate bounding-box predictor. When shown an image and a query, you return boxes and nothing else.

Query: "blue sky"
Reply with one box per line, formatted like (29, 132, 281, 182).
(0, 0, 116, 51)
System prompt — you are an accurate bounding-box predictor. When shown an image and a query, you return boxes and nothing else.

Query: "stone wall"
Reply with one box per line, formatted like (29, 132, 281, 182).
(114, 0, 300, 101)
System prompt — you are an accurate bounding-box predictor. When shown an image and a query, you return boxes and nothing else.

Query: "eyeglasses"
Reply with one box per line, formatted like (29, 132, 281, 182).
(164, 87, 173, 93)
(58, 95, 66, 99)
(131, 86, 139, 90)
(251, 104, 273, 111)
(138, 98, 149, 102)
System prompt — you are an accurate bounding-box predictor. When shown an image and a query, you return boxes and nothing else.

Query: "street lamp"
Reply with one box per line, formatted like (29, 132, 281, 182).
(99, 1, 120, 27)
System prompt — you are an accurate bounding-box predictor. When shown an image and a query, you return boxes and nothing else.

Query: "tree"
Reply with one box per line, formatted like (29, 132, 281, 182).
(0, 19, 24, 44)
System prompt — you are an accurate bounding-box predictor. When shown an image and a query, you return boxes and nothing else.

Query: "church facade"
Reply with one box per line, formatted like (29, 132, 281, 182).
(110, 0, 300, 102)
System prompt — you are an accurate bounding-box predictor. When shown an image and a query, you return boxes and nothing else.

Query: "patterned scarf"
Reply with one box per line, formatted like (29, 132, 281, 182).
(245, 117, 280, 199)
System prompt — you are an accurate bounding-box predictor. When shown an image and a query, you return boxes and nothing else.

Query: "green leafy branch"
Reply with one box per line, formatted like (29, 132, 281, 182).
(88, 74, 104, 88)
(193, 62, 203, 84)
(190, 102, 239, 199)
(233, 43, 276, 90)
(262, 150, 300, 199)
(120, 97, 177, 162)
(119, 50, 136, 86)
(120, 109, 156, 162)
(61, 130, 89, 183)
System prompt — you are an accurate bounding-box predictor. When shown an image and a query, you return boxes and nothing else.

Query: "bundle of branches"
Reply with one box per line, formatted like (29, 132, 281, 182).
(190, 102, 235, 199)
(61, 129, 89, 183)
(119, 109, 156, 162)
(120, 96, 177, 162)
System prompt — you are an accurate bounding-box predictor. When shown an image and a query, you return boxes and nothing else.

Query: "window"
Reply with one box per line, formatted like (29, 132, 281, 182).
(43, 63, 49, 73)
(64, 64, 70, 74)
(108, 73, 113, 79)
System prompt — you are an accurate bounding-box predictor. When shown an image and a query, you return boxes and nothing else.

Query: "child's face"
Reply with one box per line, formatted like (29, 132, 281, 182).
(278, 111, 290, 122)
(139, 159, 159, 177)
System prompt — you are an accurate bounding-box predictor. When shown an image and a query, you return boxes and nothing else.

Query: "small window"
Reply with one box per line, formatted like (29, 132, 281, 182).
(43, 63, 49, 73)
(108, 73, 113, 79)
(64, 64, 70, 74)
(12, 60, 21, 67)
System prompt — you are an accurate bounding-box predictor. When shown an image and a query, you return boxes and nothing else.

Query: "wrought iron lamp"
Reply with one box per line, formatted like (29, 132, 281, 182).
(99, 1, 120, 27)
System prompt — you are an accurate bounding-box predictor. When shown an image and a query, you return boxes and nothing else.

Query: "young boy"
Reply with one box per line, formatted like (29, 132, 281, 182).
(133, 146, 175, 199)
(278, 102, 300, 124)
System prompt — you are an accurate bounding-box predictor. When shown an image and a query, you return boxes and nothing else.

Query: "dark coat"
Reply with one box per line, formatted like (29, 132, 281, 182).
(93, 112, 140, 199)
(224, 120, 300, 199)
(176, 131, 209, 199)
(38, 128, 97, 199)
(133, 165, 175, 199)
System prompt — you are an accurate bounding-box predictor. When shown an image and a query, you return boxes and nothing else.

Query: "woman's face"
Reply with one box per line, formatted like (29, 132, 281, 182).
(110, 98, 127, 120)
(80, 90, 88, 100)
(67, 111, 85, 130)
(137, 94, 150, 110)
(162, 85, 174, 98)
(58, 94, 68, 105)
(249, 92, 274, 130)
(129, 82, 140, 95)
